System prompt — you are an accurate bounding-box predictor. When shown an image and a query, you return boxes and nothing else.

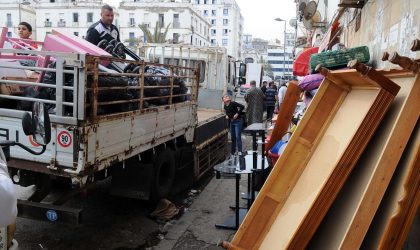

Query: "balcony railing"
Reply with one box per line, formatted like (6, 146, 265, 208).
(57, 21, 66, 27)
(44, 21, 52, 27)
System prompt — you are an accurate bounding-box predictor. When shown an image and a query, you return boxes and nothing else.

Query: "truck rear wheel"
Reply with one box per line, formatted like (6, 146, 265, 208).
(151, 148, 176, 201)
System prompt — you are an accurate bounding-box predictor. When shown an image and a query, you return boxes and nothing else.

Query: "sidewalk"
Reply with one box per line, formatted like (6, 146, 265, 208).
(155, 135, 253, 250)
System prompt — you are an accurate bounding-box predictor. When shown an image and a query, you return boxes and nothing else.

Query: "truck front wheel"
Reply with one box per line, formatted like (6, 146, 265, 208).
(151, 148, 176, 201)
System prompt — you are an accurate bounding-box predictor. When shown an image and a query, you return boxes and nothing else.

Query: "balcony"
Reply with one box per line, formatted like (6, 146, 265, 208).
(72, 22, 79, 27)
(44, 21, 52, 27)
(128, 22, 136, 27)
(57, 21, 66, 27)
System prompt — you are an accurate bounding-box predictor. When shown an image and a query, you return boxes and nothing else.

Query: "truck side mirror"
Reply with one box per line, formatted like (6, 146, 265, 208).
(239, 63, 246, 78)
(22, 102, 51, 146)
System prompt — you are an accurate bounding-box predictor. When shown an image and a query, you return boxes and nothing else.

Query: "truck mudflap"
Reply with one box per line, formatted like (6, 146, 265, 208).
(17, 199, 83, 225)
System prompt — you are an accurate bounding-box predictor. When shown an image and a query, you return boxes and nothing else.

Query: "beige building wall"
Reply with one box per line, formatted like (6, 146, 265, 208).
(339, 0, 420, 68)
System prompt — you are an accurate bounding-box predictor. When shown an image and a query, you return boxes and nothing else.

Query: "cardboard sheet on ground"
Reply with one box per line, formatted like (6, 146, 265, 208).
(309, 70, 420, 249)
(224, 66, 400, 250)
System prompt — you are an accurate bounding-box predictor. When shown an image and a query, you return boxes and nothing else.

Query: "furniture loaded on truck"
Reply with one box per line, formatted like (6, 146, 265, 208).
(0, 28, 228, 224)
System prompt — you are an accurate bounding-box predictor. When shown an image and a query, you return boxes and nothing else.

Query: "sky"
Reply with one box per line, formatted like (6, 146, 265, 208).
(104, 0, 297, 41)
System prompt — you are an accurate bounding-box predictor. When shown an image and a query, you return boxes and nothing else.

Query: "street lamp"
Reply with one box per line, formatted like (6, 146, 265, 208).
(18, 0, 31, 24)
(274, 18, 287, 79)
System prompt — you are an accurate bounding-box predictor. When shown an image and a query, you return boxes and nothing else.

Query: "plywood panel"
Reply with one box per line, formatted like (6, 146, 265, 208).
(361, 124, 419, 249)
(261, 89, 379, 249)
(308, 72, 420, 250)
(223, 67, 400, 250)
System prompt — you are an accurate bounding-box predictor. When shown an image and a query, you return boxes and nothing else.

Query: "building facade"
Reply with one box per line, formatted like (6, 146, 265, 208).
(0, 0, 36, 39)
(34, 0, 113, 41)
(267, 32, 295, 80)
(192, 0, 243, 58)
(119, 0, 210, 46)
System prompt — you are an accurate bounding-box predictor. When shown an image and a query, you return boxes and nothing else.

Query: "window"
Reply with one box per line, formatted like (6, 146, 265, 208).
(87, 13, 93, 23)
(6, 13, 12, 27)
(129, 13, 135, 26)
(223, 29, 228, 35)
(173, 33, 179, 43)
(7, 32, 12, 37)
(211, 29, 216, 35)
(204, 0, 208, 4)
(173, 13, 180, 28)
(204, 10, 208, 16)
(195, 0, 199, 4)
(212, 0, 216, 4)
(74, 32, 79, 36)
(223, 19, 228, 25)
(222, 39, 228, 46)
(159, 14, 164, 27)
(49, 0, 55, 2)
(211, 19, 216, 25)
(223, 8, 228, 15)
(129, 32, 135, 46)
(129, 17, 135, 26)
(211, 39, 216, 45)
(212, 10, 216, 16)
(73, 13, 78, 23)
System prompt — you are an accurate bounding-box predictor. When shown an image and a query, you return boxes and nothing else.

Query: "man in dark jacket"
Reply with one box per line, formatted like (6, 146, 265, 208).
(223, 95, 245, 154)
(86, 4, 120, 46)
(265, 82, 278, 121)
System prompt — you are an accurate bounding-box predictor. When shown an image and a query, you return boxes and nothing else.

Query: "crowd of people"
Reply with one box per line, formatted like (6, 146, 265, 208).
(223, 79, 289, 155)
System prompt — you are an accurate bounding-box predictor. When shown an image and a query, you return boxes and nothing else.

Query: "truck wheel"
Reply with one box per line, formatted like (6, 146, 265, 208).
(151, 148, 176, 201)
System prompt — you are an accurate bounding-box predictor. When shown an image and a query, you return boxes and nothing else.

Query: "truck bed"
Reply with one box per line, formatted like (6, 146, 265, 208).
(197, 108, 224, 124)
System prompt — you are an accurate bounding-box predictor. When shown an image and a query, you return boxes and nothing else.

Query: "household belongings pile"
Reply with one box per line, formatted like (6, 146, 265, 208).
(221, 40, 420, 249)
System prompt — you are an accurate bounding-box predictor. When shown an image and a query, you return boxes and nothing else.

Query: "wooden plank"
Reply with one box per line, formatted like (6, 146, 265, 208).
(222, 67, 400, 249)
(265, 81, 301, 151)
(363, 124, 419, 249)
(308, 72, 420, 250)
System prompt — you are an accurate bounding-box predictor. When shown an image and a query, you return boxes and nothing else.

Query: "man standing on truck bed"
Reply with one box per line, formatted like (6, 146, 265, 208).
(86, 4, 120, 46)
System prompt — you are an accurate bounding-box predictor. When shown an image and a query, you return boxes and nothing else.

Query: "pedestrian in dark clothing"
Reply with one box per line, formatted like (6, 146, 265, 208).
(261, 81, 267, 95)
(265, 83, 277, 121)
(223, 95, 245, 154)
(86, 4, 120, 46)
(245, 80, 264, 125)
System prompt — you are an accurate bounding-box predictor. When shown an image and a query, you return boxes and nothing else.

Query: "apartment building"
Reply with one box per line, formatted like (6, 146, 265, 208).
(119, 0, 210, 46)
(35, 0, 118, 41)
(267, 32, 295, 79)
(192, 0, 243, 58)
(0, 0, 36, 39)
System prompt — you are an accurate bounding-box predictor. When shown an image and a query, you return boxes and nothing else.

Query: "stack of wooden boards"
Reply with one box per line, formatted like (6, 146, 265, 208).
(221, 61, 419, 249)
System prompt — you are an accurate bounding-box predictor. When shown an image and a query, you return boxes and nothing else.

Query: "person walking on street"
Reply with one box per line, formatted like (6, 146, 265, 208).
(265, 82, 278, 121)
(245, 80, 264, 125)
(277, 81, 288, 113)
(223, 95, 245, 154)
(260, 81, 267, 95)
(86, 4, 120, 46)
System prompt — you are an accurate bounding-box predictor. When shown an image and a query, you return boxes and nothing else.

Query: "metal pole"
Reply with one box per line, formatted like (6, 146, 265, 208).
(283, 21, 286, 78)
(18, 2, 21, 24)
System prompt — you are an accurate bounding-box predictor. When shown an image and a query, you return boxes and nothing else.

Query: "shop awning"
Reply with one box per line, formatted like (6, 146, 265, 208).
(293, 47, 319, 76)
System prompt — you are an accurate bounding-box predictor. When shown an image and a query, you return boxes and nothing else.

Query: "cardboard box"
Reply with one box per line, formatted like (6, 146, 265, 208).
(0, 75, 38, 95)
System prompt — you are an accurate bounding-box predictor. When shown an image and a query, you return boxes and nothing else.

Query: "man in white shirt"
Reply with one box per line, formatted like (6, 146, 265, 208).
(0, 158, 17, 227)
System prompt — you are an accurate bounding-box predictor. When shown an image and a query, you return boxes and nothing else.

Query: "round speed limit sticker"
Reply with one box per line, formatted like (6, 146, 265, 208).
(57, 131, 72, 148)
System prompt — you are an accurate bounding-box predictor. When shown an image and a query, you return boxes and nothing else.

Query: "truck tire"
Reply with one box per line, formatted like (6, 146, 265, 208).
(151, 148, 176, 201)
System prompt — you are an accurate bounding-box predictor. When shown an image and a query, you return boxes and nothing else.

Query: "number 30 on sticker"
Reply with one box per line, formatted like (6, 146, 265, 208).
(57, 131, 72, 148)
